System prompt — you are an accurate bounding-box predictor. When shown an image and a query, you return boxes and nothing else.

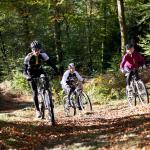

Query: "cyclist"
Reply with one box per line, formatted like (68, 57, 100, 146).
(23, 40, 58, 118)
(120, 43, 146, 91)
(61, 63, 84, 110)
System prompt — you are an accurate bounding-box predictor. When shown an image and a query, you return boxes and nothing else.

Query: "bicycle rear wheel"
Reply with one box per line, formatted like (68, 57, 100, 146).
(126, 86, 136, 106)
(44, 90, 55, 125)
(63, 95, 76, 117)
(136, 80, 149, 105)
(78, 91, 92, 112)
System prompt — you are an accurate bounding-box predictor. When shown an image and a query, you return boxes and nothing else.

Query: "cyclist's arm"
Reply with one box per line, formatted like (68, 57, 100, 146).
(46, 59, 58, 73)
(75, 71, 84, 82)
(23, 55, 30, 78)
(120, 55, 127, 70)
(41, 53, 58, 74)
(61, 71, 69, 87)
(23, 64, 28, 76)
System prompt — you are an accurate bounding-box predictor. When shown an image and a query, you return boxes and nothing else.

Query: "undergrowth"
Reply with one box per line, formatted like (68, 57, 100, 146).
(0, 70, 127, 105)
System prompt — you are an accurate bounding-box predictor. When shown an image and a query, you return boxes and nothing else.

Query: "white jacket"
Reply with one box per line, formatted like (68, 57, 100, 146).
(61, 70, 83, 87)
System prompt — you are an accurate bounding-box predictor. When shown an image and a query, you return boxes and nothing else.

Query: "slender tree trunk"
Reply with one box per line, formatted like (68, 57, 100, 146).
(53, 1, 64, 75)
(12, 1, 30, 55)
(0, 31, 10, 75)
(117, 0, 127, 55)
(101, 0, 107, 73)
(86, 0, 93, 74)
(0, 31, 7, 59)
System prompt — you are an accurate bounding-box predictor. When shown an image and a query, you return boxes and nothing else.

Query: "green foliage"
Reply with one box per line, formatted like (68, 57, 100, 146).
(108, 52, 121, 72)
(0, 0, 149, 102)
(11, 70, 30, 94)
(9, 68, 63, 103)
(84, 72, 126, 104)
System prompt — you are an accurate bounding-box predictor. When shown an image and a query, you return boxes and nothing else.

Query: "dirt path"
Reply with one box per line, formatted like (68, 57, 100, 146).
(0, 94, 150, 150)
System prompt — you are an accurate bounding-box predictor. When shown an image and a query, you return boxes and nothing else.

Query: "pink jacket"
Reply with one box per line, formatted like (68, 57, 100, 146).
(120, 51, 145, 70)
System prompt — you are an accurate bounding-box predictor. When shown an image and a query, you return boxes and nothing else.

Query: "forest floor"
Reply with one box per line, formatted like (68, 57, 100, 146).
(0, 88, 150, 150)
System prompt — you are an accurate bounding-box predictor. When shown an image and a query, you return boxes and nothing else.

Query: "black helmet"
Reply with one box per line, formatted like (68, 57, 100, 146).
(30, 40, 42, 50)
(125, 43, 134, 50)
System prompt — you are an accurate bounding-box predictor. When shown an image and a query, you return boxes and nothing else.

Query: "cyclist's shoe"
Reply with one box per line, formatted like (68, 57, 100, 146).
(36, 110, 41, 118)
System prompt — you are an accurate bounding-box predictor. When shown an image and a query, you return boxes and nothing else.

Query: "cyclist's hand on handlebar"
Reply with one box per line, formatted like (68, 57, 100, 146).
(139, 65, 147, 71)
(143, 64, 147, 69)
(82, 78, 89, 83)
(120, 69, 126, 74)
(26, 75, 32, 81)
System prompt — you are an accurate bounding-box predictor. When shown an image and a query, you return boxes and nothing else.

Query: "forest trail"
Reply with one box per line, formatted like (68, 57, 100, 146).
(0, 91, 150, 150)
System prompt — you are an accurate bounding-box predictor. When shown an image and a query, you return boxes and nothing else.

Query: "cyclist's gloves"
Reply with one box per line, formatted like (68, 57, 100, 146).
(120, 69, 125, 73)
(143, 64, 146, 69)
(139, 65, 146, 71)
(25, 75, 32, 81)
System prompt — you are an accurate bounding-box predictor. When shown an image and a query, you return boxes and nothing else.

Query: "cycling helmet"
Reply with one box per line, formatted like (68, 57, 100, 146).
(68, 63, 75, 68)
(30, 40, 42, 50)
(125, 43, 134, 50)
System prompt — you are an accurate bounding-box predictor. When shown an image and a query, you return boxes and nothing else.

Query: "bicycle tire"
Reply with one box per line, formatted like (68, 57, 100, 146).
(126, 85, 136, 106)
(63, 95, 76, 117)
(78, 91, 92, 111)
(136, 80, 149, 105)
(44, 90, 55, 125)
(38, 92, 45, 119)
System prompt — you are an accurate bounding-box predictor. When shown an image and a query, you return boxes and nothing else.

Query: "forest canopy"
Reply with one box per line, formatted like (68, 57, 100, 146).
(0, 0, 150, 79)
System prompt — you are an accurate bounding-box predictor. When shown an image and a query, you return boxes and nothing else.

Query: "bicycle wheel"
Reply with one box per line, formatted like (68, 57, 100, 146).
(126, 85, 136, 106)
(136, 80, 149, 105)
(44, 90, 55, 125)
(63, 94, 76, 117)
(78, 91, 92, 112)
(38, 92, 45, 119)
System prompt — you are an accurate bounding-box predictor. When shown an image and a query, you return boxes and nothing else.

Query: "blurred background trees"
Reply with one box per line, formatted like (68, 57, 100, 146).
(0, 0, 149, 79)
(0, 0, 149, 102)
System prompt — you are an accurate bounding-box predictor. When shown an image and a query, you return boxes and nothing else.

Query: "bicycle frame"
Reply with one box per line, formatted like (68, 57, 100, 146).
(32, 74, 55, 125)
(127, 69, 149, 106)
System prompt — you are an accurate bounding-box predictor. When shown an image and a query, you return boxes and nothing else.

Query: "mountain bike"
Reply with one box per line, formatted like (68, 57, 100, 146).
(33, 74, 55, 125)
(63, 81, 92, 116)
(126, 69, 149, 106)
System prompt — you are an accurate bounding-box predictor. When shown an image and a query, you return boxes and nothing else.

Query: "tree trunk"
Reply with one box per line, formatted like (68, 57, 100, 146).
(53, 2, 64, 75)
(117, 0, 127, 55)
(0, 31, 7, 59)
(86, 0, 93, 74)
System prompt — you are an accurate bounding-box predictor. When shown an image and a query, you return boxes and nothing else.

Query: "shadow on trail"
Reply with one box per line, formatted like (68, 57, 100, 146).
(0, 113, 150, 149)
(0, 93, 33, 113)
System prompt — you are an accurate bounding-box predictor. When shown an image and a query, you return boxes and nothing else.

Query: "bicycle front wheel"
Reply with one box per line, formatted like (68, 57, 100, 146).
(136, 80, 149, 105)
(44, 90, 55, 125)
(126, 86, 136, 106)
(38, 92, 45, 119)
(78, 91, 92, 112)
(63, 95, 76, 117)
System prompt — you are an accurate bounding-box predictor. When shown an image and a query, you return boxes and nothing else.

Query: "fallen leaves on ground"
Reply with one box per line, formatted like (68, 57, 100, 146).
(0, 101, 150, 150)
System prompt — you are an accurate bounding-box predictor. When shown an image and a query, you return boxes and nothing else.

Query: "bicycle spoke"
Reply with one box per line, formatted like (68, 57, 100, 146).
(136, 80, 149, 105)
(44, 90, 55, 125)
(126, 87, 136, 106)
(38, 93, 45, 119)
(63, 95, 76, 117)
(79, 92, 92, 112)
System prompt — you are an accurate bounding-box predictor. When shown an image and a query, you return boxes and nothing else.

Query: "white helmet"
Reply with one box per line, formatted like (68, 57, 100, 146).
(68, 63, 75, 68)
